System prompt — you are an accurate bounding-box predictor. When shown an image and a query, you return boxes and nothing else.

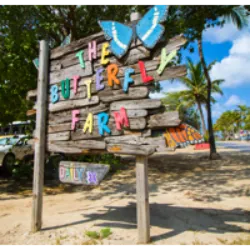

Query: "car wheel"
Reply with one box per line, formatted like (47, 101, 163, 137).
(22, 154, 34, 165)
(3, 154, 15, 174)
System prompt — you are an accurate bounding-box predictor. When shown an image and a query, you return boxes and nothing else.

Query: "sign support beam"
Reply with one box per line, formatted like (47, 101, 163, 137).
(136, 155, 150, 243)
(31, 40, 49, 232)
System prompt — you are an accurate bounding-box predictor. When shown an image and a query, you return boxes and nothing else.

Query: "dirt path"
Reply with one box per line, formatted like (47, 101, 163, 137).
(0, 147, 250, 245)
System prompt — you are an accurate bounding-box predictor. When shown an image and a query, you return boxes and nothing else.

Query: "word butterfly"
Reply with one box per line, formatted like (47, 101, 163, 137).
(98, 5, 169, 58)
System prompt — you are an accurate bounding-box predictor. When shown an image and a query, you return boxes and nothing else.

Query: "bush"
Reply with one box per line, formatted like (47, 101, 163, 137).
(12, 163, 33, 180)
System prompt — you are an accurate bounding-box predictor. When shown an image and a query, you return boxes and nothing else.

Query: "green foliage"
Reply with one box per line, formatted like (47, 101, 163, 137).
(0, 5, 141, 125)
(162, 92, 201, 131)
(85, 227, 112, 240)
(100, 228, 112, 239)
(85, 231, 100, 240)
(12, 163, 33, 180)
(165, 6, 249, 45)
(162, 58, 223, 134)
(214, 105, 250, 139)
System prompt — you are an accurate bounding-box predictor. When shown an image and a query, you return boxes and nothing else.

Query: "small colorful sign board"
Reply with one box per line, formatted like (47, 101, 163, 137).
(59, 161, 110, 185)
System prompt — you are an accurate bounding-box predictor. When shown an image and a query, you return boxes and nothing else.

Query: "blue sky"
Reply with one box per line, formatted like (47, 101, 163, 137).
(150, 19, 250, 125)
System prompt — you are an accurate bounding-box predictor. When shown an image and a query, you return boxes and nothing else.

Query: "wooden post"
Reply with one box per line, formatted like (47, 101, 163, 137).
(31, 40, 49, 232)
(136, 155, 150, 244)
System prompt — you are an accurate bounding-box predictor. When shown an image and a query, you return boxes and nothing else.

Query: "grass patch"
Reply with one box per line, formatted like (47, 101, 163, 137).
(81, 239, 99, 245)
(217, 236, 250, 245)
(192, 239, 206, 245)
(85, 227, 112, 240)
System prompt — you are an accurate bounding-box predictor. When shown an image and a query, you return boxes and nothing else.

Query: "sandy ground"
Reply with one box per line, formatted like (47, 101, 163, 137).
(0, 144, 250, 245)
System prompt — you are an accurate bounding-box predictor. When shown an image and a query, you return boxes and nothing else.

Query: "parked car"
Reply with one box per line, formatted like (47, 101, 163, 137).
(0, 135, 33, 173)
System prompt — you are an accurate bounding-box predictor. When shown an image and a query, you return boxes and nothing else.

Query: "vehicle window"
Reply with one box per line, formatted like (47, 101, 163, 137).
(6, 138, 19, 145)
(16, 140, 23, 146)
(0, 138, 7, 145)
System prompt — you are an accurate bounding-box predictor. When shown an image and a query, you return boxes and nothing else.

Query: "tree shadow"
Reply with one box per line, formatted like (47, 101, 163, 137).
(74, 151, 250, 203)
(147, 151, 250, 202)
(1, 150, 250, 204)
(42, 202, 250, 243)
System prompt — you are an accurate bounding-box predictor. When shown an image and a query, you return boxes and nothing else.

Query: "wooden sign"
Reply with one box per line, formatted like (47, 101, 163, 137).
(27, 10, 187, 157)
(59, 161, 110, 185)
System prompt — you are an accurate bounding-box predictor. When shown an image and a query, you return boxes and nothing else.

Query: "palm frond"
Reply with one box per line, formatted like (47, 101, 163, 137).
(223, 6, 248, 30)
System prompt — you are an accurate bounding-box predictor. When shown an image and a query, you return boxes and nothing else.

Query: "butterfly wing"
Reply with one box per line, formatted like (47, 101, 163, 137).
(184, 124, 204, 144)
(98, 21, 133, 58)
(136, 5, 169, 49)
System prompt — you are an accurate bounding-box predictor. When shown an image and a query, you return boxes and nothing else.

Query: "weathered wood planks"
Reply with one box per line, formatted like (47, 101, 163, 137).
(147, 111, 181, 128)
(50, 62, 93, 84)
(99, 87, 149, 103)
(110, 99, 161, 111)
(28, 25, 187, 156)
(107, 143, 156, 156)
(48, 140, 106, 153)
(49, 95, 99, 112)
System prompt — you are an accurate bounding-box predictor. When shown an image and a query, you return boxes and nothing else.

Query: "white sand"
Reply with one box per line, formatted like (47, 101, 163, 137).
(0, 146, 249, 245)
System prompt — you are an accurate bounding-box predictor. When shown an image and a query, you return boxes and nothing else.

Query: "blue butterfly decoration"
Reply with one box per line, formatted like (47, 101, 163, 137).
(98, 5, 169, 59)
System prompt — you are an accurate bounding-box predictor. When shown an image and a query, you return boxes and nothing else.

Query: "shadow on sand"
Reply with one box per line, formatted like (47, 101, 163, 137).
(42, 202, 250, 242)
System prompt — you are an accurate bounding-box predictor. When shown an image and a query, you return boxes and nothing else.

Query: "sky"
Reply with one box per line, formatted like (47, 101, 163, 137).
(150, 19, 250, 125)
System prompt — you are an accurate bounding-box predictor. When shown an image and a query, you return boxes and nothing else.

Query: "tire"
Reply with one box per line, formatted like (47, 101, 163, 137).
(22, 154, 34, 165)
(2, 154, 15, 174)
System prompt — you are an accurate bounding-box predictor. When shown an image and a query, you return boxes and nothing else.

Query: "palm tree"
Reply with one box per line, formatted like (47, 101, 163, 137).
(214, 110, 242, 140)
(166, 58, 223, 135)
(197, 6, 248, 158)
(162, 91, 201, 130)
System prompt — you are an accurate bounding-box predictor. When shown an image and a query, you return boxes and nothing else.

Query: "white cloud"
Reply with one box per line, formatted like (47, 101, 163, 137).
(203, 17, 250, 44)
(203, 22, 239, 44)
(212, 92, 222, 100)
(212, 103, 227, 119)
(225, 95, 244, 107)
(149, 80, 188, 99)
(210, 33, 250, 88)
(212, 95, 245, 120)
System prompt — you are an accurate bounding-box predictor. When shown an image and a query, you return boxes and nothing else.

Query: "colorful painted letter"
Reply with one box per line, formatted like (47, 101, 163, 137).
(71, 110, 80, 130)
(157, 49, 177, 75)
(96, 67, 105, 91)
(101, 43, 110, 65)
(123, 68, 135, 92)
(97, 112, 111, 136)
(83, 113, 93, 134)
(107, 64, 120, 87)
(138, 61, 154, 83)
(61, 78, 71, 99)
(84, 79, 92, 99)
(73, 75, 80, 95)
(113, 107, 129, 130)
(76, 50, 85, 68)
(86, 171, 98, 185)
(50, 85, 59, 103)
(88, 40, 97, 61)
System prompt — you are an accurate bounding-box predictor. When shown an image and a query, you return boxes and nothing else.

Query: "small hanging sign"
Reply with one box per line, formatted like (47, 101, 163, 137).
(59, 161, 110, 185)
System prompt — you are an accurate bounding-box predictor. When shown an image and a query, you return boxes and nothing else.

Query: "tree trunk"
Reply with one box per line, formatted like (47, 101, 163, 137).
(197, 35, 220, 160)
(196, 100, 206, 135)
